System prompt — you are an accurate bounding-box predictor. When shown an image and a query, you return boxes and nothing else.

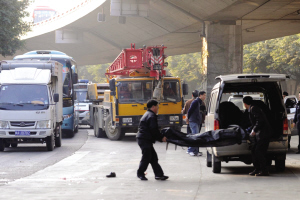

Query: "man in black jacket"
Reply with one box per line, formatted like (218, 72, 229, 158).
(136, 99, 168, 181)
(243, 96, 271, 176)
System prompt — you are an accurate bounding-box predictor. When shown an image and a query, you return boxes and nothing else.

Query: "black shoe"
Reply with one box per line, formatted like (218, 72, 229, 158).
(155, 175, 169, 180)
(137, 175, 148, 181)
(106, 172, 116, 178)
(249, 170, 259, 176)
(296, 150, 300, 154)
(255, 172, 269, 176)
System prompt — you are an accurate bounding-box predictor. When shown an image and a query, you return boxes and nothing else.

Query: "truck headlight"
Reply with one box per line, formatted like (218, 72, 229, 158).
(36, 120, 51, 129)
(0, 121, 9, 129)
(63, 114, 73, 119)
(122, 118, 132, 123)
(169, 116, 179, 121)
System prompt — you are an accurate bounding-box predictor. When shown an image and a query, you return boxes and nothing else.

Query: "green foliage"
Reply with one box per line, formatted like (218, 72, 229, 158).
(78, 64, 110, 83)
(243, 34, 300, 94)
(166, 52, 204, 94)
(0, 0, 32, 57)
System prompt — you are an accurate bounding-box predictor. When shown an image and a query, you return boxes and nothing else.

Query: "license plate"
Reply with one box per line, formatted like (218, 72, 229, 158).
(15, 131, 30, 136)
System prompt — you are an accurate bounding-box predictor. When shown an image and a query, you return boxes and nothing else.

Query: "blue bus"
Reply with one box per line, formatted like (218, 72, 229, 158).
(14, 50, 79, 137)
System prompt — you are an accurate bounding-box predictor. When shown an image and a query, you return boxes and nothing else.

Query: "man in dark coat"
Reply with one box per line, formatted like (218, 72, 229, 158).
(293, 92, 300, 154)
(136, 99, 168, 181)
(182, 90, 199, 134)
(186, 91, 205, 156)
(243, 96, 271, 176)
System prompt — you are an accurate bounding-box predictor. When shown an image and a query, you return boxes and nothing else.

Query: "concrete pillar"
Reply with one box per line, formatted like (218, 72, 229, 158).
(201, 22, 243, 99)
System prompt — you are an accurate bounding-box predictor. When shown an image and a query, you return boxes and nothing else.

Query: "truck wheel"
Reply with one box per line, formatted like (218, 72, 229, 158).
(55, 126, 62, 147)
(275, 156, 285, 172)
(105, 116, 125, 140)
(212, 154, 221, 173)
(74, 125, 78, 133)
(4, 142, 10, 148)
(94, 112, 107, 138)
(206, 150, 212, 167)
(46, 134, 54, 151)
(0, 139, 4, 151)
(11, 143, 18, 148)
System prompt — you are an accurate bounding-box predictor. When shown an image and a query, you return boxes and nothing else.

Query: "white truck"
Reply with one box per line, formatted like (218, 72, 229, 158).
(74, 80, 92, 127)
(0, 60, 63, 151)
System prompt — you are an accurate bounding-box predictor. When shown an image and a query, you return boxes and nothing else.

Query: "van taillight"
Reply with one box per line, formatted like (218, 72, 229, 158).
(283, 118, 288, 135)
(214, 120, 219, 130)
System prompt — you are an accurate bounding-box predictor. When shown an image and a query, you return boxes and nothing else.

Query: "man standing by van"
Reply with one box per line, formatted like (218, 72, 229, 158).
(187, 91, 206, 156)
(293, 92, 300, 154)
(243, 96, 271, 176)
(182, 90, 199, 134)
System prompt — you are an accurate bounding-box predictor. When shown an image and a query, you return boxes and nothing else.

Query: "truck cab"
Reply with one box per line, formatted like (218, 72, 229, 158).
(0, 60, 63, 151)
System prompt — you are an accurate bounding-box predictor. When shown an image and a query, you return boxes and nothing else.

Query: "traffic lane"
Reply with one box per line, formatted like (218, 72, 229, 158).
(0, 127, 88, 186)
(1, 130, 300, 199)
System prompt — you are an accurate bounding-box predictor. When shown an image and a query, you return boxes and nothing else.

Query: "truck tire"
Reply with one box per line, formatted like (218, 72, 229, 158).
(4, 142, 10, 148)
(46, 134, 54, 151)
(94, 112, 107, 138)
(0, 139, 4, 151)
(275, 155, 285, 172)
(11, 143, 18, 148)
(206, 150, 212, 167)
(212, 154, 221, 173)
(105, 115, 125, 140)
(74, 125, 78, 133)
(55, 126, 62, 147)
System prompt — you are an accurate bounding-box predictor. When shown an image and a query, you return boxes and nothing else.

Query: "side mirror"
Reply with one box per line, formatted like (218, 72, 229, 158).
(109, 79, 116, 95)
(72, 73, 78, 84)
(54, 93, 59, 102)
(182, 83, 188, 96)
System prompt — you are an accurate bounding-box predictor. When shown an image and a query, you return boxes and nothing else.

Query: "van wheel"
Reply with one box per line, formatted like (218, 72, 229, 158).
(55, 126, 62, 147)
(266, 158, 272, 166)
(0, 139, 4, 151)
(46, 134, 54, 151)
(174, 126, 181, 132)
(275, 156, 285, 172)
(105, 116, 124, 140)
(206, 150, 212, 167)
(212, 154, 221, 173)
(11, 143, 18, 148)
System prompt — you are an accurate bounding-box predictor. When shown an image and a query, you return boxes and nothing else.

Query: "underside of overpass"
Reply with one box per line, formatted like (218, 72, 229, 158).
(1, 0, 300, 66)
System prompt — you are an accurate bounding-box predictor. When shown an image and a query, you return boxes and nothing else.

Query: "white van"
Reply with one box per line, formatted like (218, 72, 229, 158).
(205, 74, 289, 173)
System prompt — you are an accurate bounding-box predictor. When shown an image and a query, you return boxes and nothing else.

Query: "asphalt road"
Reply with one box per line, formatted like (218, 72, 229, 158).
(1, 126, 300, 199)
(0, 126, 89, 186)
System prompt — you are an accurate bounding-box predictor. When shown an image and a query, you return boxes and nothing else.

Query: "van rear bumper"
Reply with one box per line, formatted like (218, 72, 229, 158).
(209, 140, 288, 157)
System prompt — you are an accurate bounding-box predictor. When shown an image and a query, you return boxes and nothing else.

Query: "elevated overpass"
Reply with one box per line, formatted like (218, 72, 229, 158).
(1, 0, 300, 65)
(1, 0, 300, 91)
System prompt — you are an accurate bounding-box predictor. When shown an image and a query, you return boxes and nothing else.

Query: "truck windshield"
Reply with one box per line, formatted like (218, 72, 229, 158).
(162, 80, 181, 102)
(77, 91, 88, 102)
(118, 81, 152, 103)
(14, 56, 74, 107)
(0, 85, 49, 110)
